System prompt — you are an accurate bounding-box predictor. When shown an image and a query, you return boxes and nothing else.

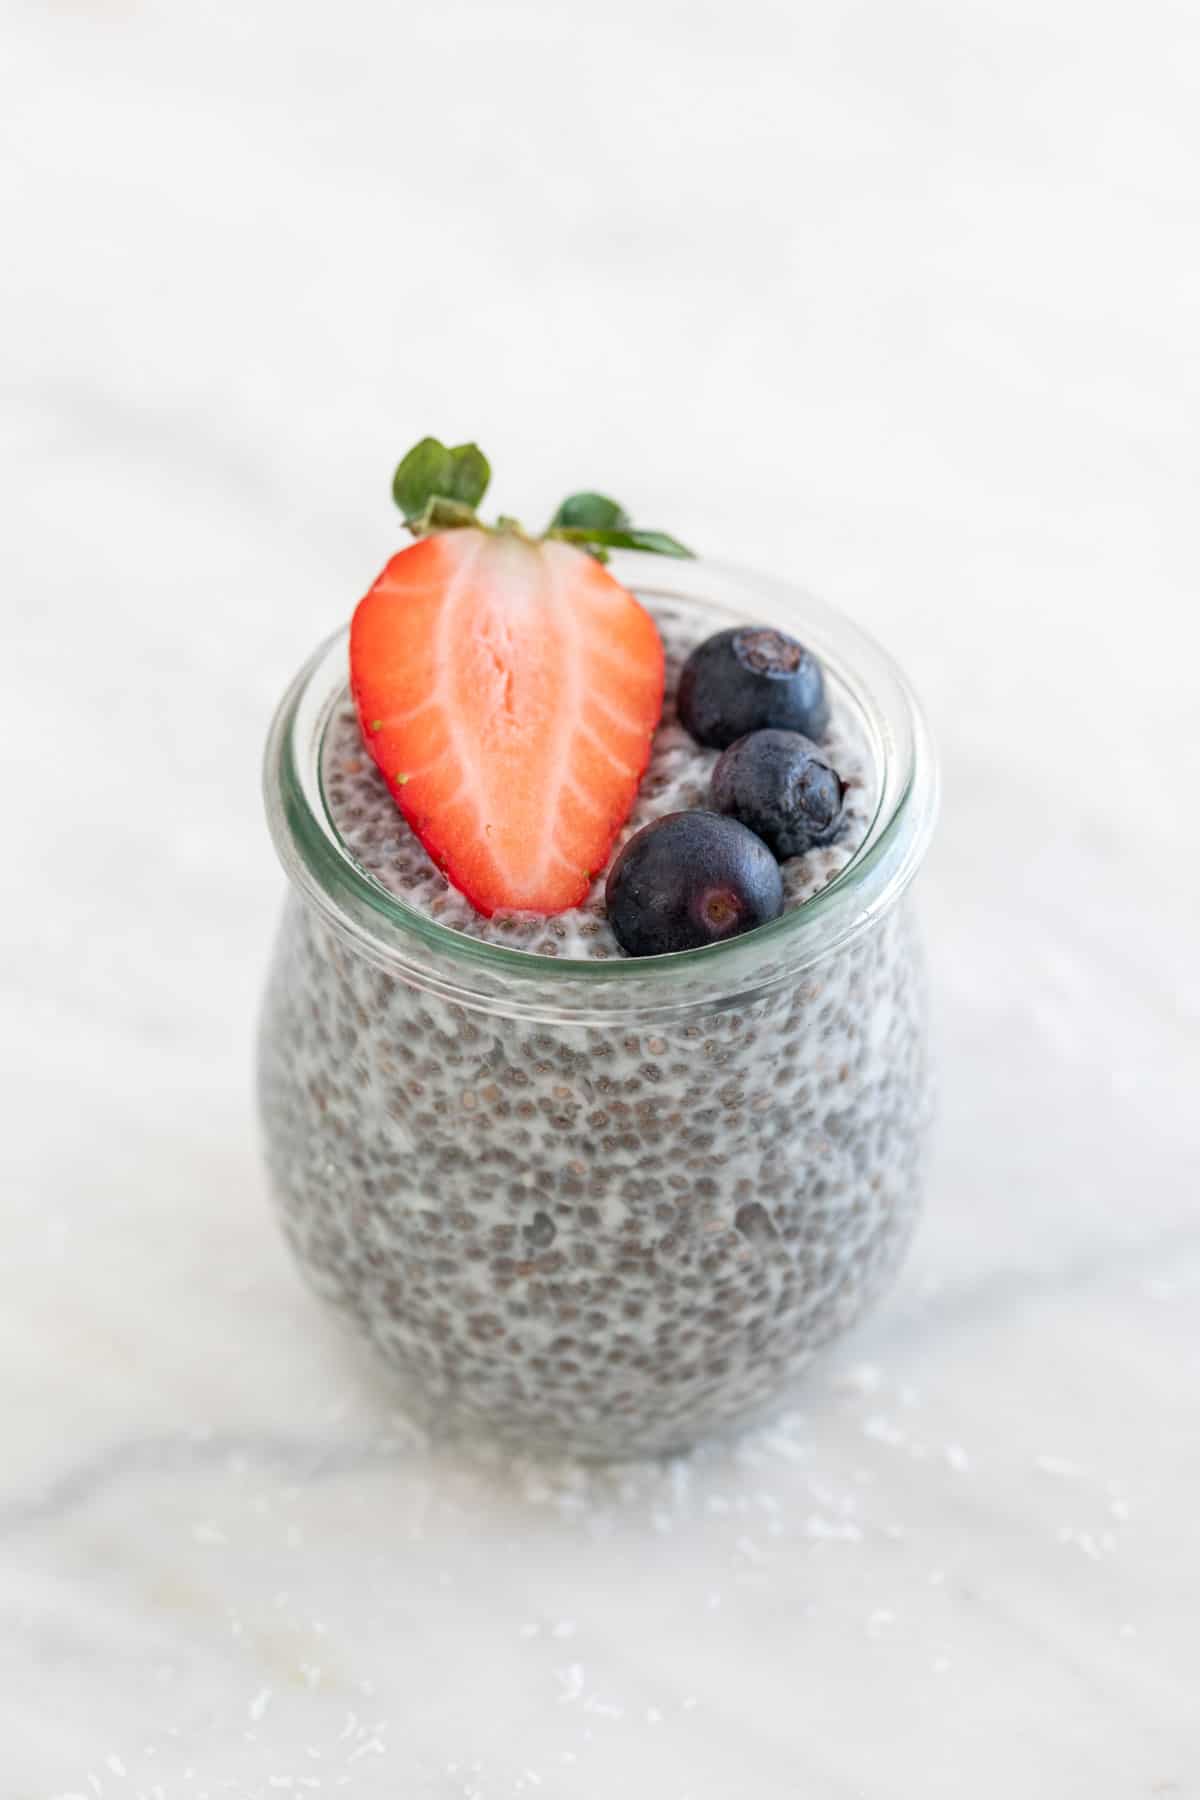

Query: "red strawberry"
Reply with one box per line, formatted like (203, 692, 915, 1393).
(350, 527, 665, 916)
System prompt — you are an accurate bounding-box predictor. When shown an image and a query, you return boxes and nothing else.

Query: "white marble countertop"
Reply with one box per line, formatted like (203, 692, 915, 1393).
(3, 1, 1198, 1793)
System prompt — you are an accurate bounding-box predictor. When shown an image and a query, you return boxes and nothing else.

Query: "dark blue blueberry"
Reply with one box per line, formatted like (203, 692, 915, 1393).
(710, 730, 846, 861)
(676, 626, 830, 749)
(605, 811, 783, 957)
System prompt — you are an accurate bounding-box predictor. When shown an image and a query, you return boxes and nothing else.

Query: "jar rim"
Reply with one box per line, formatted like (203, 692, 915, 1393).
(263, 551, 938, 1018)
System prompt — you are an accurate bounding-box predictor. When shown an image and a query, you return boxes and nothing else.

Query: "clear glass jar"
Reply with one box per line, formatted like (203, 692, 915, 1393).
(258, 554, 938, 1458)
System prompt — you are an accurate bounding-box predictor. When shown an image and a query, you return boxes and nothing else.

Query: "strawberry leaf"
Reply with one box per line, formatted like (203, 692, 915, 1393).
(393, 437, 454, 521)
(391, 443, 687, 559)
(413, 496, 481, 533)
(444, 442, 491, 510)
(550, 492, 631, 532)
(550, 525, 695, 560)
(393, 437, 490, 523)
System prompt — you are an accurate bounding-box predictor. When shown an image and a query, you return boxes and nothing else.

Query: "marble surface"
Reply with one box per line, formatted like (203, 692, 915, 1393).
(3, 0, 1199, 1793)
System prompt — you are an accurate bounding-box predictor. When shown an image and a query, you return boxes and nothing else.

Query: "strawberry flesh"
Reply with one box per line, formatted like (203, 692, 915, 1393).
(349, 528, 665, 916)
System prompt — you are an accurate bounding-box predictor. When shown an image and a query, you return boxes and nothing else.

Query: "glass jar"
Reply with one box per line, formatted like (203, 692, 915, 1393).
(258, 554, 938, 1458)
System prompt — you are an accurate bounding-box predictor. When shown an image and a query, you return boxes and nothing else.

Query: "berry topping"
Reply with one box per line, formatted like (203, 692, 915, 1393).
(676, 626, 830, 749)
(710, 730, 846, 860)
(605, 811, 784, 957)
(350, 437, 693, 918)
(352, 531, 664, 917)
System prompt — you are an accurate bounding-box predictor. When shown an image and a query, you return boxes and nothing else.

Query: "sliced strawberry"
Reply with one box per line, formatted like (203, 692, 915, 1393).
(349, 527, 665, 916)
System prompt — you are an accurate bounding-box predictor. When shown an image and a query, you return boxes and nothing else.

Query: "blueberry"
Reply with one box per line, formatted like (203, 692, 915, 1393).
(710, 730, 846, 861)
(676, 626, 830, 749)
(606, 811, 783, 957)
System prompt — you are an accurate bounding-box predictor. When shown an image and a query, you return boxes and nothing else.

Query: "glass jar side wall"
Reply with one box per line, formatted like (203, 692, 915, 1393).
(257, 890, 931, 1458)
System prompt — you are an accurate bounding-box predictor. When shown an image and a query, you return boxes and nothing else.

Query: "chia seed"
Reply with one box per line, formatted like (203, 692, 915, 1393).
(257, 591, 934, 1457)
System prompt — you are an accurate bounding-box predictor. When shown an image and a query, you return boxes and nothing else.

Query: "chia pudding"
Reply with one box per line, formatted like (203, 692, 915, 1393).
(258, 557, 938, 1457)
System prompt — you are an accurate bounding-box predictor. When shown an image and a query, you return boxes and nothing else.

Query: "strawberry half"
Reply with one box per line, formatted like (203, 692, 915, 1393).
(350, 528, 666, 916)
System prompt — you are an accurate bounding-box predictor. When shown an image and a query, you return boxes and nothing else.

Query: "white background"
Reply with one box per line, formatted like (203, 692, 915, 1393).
(3, 1, 1198, 1794)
